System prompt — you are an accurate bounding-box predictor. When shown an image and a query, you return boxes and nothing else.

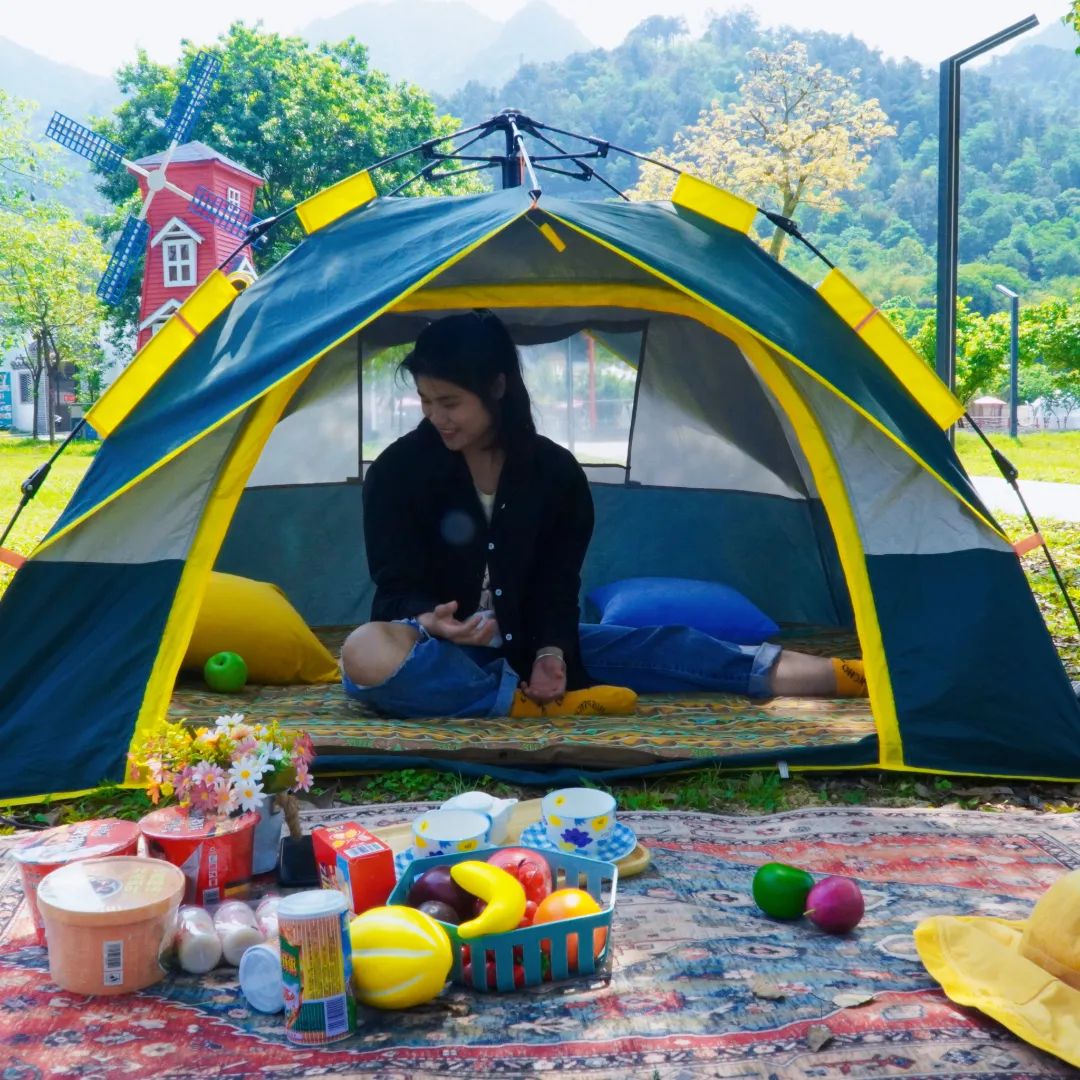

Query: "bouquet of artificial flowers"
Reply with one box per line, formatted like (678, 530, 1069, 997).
(128, 712, 315, 814)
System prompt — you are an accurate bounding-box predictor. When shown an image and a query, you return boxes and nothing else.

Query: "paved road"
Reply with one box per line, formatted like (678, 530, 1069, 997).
(971, 476, 1080, 523)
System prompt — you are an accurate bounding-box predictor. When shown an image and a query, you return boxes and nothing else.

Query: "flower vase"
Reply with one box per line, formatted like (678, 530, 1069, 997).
(252, 796, 284, 875)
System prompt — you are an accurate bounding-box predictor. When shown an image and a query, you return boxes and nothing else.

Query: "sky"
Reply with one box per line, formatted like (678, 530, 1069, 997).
(0, 0, 1071, 77)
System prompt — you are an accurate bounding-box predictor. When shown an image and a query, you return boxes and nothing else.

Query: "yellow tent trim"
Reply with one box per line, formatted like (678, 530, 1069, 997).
(535, 211, 1007, 543)
(0, 784, 123, 810)
(537, 222, 567, 252)
(671, 173, 757, 235)
(88, 271, 239, 438)
(125, 369, 312, 765)
(32, 207, 530, 562)
(741, 339, 903, 768)
(296, 170, 377, 235)
(818, 268, 965, 430)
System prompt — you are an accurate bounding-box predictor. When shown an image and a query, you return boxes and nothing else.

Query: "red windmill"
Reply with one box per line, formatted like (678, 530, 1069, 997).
(131, 142, 264, 351)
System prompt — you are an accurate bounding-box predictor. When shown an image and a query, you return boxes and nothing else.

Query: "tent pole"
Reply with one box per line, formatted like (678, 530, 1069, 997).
(0, 418, 88, 553)
(963, 412, 1080, 635)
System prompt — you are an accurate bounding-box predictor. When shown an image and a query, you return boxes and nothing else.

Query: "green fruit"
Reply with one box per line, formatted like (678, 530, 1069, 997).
(204, 651, 248, 692)
(752, 862, 815, 919)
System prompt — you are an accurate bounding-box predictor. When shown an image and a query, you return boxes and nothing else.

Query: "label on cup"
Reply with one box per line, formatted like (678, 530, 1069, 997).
(279, 894, 355, 1045)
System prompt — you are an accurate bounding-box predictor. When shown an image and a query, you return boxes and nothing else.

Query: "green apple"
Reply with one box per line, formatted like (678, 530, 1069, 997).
(204, 651, 248, 692)
(752, 862, 815, 919)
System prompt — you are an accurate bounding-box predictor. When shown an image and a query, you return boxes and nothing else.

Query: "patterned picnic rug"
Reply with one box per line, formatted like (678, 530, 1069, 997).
(4, 804, 1076, 1078)
(170, 627, 874, 769)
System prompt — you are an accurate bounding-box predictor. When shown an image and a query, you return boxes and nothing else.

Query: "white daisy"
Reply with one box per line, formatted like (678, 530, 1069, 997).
(229, 755, 268, 785)
(236, 780, 265, 813)
(215, 712, 246, 730)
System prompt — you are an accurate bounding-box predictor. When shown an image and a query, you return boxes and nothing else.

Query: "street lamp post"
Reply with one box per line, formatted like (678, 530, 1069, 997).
(935, 16, 1038, 421)
(995, 283, 1020, 438)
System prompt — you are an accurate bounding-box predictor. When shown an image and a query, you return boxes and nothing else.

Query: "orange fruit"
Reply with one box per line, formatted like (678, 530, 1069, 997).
(532, 888, 607, 968)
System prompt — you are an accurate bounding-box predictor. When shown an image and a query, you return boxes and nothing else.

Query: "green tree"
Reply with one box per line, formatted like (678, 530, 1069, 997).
(93, 22, 480, 344)
(0, 90, 62, 209)
(904, 295, 1080, 407)
(630, 42, 894, 258)
(0, 203, 107, 441)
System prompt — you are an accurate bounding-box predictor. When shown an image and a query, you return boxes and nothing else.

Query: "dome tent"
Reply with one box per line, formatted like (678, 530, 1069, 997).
(1, 169, 1078, 803)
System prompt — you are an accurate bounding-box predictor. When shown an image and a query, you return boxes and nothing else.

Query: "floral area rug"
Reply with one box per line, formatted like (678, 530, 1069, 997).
(170, 627, 873, 770)
(4, 804, 1076, 1079)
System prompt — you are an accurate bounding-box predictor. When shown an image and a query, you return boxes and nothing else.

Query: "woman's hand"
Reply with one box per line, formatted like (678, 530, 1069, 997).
(522, 652, 567, 705)
(418, 601, 498, 647)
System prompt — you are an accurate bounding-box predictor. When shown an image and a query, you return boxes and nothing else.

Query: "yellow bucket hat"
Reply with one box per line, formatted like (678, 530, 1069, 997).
(914, 868, 1080, 1068)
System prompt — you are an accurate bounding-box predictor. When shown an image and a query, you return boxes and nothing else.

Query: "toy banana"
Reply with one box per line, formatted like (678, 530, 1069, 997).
(450, 861, 527, 939)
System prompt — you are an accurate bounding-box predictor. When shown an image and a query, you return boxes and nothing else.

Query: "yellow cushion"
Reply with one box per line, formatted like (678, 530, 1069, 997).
(183, 571, 341, 685)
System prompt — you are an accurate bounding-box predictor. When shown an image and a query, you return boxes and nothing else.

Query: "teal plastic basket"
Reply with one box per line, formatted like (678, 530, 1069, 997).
(387, 845, 618, 993)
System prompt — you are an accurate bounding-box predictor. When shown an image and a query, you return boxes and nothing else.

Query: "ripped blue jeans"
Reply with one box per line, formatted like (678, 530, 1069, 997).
(341, 621, 781, 719)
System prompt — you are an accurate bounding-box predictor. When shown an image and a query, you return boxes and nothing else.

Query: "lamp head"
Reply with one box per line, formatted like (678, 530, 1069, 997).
(995, 284, 1019, 299)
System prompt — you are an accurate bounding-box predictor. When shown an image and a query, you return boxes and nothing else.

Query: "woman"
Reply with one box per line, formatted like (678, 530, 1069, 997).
(341, 311, 866, 718)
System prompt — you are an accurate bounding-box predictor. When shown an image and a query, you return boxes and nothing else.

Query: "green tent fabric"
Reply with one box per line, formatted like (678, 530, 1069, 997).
(1, 184, 1077, 802)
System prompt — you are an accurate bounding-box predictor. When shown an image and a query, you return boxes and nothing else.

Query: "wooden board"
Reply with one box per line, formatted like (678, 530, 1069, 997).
(370, 798, 651, 878)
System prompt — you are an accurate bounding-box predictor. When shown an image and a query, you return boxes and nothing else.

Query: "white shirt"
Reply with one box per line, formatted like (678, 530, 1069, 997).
(475, 486, 502, 647)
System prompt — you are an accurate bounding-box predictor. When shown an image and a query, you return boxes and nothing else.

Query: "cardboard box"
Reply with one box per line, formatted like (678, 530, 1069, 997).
(311, 822, 395, 915)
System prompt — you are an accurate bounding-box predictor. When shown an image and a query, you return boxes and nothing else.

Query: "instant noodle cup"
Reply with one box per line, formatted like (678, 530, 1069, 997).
(278, 890, 356, 1044)
(139, 806, 258, 905)
(12, 819, 140, 945)
(36, 856, 184, 995)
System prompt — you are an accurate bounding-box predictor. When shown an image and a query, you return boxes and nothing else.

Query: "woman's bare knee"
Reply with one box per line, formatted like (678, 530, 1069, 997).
(341, 622, 419, 686)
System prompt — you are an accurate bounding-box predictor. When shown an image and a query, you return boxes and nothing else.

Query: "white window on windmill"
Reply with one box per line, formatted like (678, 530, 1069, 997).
(163, 238, 196, 286)
(227, 186, 243, 210)
(151, 217, 204, 290)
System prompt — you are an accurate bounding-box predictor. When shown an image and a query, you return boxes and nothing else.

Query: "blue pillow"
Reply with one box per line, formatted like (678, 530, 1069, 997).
(586, 577, 779, 644)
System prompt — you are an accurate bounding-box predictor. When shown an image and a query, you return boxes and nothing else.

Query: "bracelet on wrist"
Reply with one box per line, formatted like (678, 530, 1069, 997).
(535, 647, 565, 664)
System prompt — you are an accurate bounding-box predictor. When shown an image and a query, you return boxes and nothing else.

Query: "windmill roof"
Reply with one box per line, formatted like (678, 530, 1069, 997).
(133, 141, 264, 182)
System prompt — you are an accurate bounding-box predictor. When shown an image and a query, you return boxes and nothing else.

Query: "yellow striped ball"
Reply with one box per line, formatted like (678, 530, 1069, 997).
(348, 905, 453, 1009)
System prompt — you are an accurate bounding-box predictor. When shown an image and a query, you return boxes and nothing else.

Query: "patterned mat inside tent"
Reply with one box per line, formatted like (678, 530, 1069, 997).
(170, 627, 874, 770)
(2, 805, 1079, 1078)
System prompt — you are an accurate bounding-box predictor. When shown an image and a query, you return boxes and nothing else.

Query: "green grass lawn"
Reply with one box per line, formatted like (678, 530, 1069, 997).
(955, 429, 1080, 484)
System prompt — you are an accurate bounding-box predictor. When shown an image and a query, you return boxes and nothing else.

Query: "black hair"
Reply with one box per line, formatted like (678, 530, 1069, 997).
(400, 310, 537, 455)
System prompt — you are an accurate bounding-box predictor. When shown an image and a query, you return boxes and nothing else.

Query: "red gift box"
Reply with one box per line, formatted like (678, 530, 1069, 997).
(311, 822, 395, 915)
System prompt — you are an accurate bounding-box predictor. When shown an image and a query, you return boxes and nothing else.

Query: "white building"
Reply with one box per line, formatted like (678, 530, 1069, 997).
(0, 336, 127, 437)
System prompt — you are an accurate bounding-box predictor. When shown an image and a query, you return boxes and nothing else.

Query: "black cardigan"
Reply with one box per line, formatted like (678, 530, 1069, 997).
(362, 419, 595, 689)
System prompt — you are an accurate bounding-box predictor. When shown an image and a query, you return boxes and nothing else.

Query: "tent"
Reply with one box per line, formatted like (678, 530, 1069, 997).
(2, 172, 1078, 802)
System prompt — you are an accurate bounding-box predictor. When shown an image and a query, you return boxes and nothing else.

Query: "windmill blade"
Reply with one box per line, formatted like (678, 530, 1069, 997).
(165, 52, 221, 144)
(45, 113, 127, 172)
(189, 185, 260, 240)
(97, 216, 150, 305)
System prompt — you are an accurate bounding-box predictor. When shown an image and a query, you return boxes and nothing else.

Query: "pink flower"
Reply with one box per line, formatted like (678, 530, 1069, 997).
(293, 761, 313, 793)
(292, 733, 316, 768)
(233, 736, 259, 757)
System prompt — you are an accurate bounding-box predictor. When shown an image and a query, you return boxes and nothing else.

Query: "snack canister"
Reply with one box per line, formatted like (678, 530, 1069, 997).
(278, 890, 355, 1044)
(12, 819, 140, 945)
(139, 806, 258, 905)
(35, 856, 185, 995)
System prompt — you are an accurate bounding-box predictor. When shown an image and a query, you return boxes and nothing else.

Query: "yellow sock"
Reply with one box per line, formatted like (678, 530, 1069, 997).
(508, 685, 638, 718)
(832, 658, 868, 697)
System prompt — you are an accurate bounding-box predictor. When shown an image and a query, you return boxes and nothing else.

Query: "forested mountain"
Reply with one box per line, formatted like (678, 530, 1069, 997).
(441, 11, 1080, 312)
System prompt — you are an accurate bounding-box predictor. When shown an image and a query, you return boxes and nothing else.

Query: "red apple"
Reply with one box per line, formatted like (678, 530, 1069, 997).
(804, 876, 865, 934)
(485, 847, 552, 906)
